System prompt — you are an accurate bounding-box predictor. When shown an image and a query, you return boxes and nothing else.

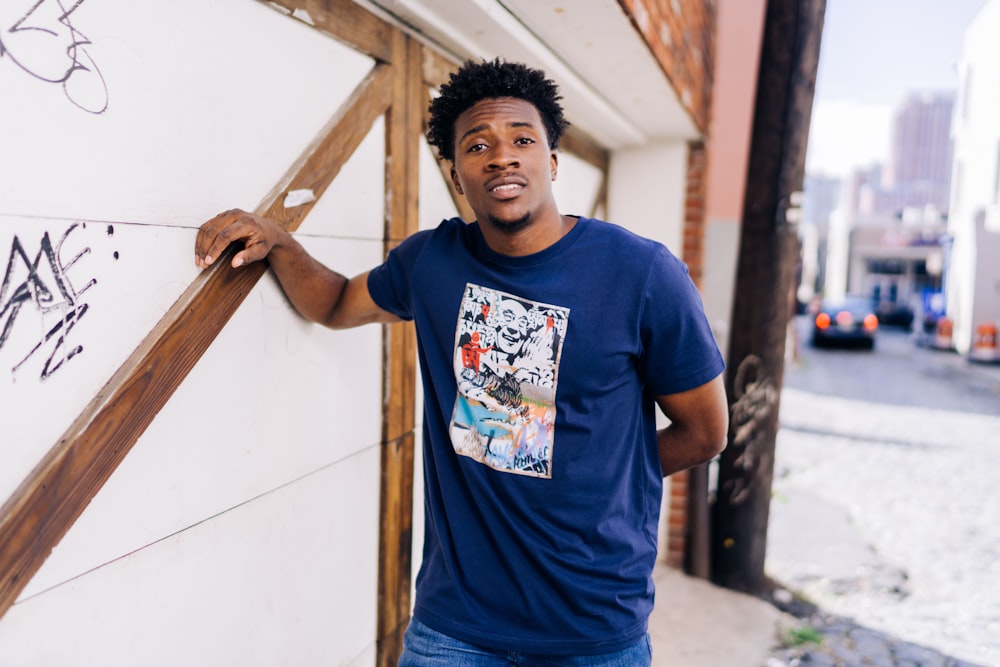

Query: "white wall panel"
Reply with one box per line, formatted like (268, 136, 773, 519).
(552, 151, 603, 219)
(0, 445, 382, 667)
(419, 135, 460, 230)
(607, 140, 687, 254)
(0, 0, 373, 227)
(21, 233, 385, 599)
(301, 117, 387, 241)
(0, 220, 201, 504)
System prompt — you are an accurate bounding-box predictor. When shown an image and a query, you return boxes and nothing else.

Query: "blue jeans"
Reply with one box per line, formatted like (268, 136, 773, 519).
(398, 618, 653, 667)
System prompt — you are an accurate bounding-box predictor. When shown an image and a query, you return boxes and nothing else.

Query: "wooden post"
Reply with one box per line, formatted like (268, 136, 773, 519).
(710, 0, 825, 594)
(375, 30, 421, 667)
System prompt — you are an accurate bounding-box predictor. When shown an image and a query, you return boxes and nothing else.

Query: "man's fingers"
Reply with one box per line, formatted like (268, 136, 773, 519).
(195, 210, 233, 267)
(195, 209, 258, 269)
(231, 239, 269, 268)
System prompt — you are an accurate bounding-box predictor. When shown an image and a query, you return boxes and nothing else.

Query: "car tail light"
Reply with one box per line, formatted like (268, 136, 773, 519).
(815, 313, 831, 329)
(863, 314, 879, 330)
(835, 310, 854, 326)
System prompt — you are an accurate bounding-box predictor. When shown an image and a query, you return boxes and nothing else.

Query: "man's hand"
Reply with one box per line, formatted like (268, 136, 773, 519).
(192, 207, 398, 329)
(195, 208, 288, 270)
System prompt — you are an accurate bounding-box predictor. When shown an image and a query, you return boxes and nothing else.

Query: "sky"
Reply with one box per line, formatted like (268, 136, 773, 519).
(804, 0, 990, 178)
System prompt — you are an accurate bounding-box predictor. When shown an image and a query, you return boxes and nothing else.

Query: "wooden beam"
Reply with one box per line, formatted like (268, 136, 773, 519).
(264, 0, 394, 63)
(421, 47, 460, 88)
(375, 30, 420, 667)
(559, 126, 610, 172)
(589, 172, 608, 219)
(0, 63, 394, 620)
(420, 88, 475, 223)
(431, 146, 476, 223)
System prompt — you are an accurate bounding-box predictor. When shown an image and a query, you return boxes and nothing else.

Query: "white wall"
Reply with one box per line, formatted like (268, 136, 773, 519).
(606, 141, 688, 254)
(0, 1, 389, 663)
(973, 213, 1000, 340)
(947, 0, 1000, 353)
(823, 207, 852, 303)
(552, 151, 605, 219)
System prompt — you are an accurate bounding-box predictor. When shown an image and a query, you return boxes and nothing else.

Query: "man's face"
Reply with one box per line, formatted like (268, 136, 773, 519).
(450, 97, 558, 234)
(496, 299, 529, 355)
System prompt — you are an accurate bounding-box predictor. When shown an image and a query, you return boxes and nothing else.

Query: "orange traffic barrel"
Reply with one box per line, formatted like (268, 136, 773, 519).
(934, 317, 953, 350)
(970, 322, 999, 362)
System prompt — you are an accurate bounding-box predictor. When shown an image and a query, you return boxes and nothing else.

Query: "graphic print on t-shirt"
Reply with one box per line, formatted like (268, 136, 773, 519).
(450, 284, 569, 478)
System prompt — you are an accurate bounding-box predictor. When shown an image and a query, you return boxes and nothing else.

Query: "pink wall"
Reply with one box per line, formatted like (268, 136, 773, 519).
(706, 0, 767, 220)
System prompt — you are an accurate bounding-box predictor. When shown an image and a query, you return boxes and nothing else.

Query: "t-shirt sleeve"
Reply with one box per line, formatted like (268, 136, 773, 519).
(366, 230, 433, 321)
(639, 245, 726, 396)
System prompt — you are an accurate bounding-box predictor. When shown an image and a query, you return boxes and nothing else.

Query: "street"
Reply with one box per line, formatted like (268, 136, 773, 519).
(781, 316, 1000, 416)
(766, 317, 1000, 666)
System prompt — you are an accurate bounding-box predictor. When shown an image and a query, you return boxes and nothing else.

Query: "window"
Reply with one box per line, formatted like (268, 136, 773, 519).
(868, 259, 905, 275)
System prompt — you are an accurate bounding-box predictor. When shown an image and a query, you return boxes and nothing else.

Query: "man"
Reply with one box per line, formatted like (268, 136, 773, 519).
(195, 59, 728, 665)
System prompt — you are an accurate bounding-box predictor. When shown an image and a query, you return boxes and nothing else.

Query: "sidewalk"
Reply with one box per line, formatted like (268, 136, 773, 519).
(648, 564, 793, 666)
(647, 565, 988, 667)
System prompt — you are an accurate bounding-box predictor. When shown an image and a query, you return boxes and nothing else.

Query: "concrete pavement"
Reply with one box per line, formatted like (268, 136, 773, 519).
(648, 559, 988, 667)
(648, 564, 794, 666)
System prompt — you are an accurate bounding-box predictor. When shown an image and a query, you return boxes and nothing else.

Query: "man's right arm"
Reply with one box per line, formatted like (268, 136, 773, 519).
(195, 208, 400, 329)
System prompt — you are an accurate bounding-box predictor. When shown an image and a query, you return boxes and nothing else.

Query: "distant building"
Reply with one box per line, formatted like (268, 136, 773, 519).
(846, 213, 948, 327)
(886, 92, 955, 214)
(823, 197, 946, 327)
(802, 173, 842, 225)
(947, 0, 1000, 355)
(814, 90, 955, 324)
(798, 173, 842, 303)
(837, 94, 955, 220)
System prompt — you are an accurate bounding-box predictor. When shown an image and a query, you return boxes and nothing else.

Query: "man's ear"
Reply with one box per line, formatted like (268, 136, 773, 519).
(550, 151, 558, 181)
(450, 165, 464, 195)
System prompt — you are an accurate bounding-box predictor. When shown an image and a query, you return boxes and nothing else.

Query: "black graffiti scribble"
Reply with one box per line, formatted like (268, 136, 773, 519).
(0, 224, 96, 380)
(0, 0, 108, 113)
(725, 354, 777, 505)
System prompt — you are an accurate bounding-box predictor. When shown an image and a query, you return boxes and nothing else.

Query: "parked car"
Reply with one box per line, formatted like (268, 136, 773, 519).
(811, 296, 879, 349)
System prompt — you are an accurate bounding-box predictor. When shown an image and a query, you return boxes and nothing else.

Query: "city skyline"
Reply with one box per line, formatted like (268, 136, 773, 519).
(805, 0, 988, 179)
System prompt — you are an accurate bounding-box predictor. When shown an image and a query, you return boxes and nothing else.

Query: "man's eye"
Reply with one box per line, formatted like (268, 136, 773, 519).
(515, 137, 534, 145)
(468, 143, 487, 153)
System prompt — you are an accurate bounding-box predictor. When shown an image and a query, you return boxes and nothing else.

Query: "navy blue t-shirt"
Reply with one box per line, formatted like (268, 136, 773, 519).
(367, 216, 724, 655)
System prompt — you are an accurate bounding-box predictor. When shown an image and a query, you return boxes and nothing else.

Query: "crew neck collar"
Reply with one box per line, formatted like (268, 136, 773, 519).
(471, 216, 588, 268)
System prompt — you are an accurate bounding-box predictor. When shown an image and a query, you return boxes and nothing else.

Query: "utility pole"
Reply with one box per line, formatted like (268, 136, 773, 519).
(711, 0, 826, 594)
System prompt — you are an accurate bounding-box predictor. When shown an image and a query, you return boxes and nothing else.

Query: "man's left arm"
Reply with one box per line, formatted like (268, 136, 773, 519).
(655, 373, 729, 477)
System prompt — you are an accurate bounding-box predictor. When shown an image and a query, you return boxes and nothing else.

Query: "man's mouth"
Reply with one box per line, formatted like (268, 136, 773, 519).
(488, 177, 526, 199)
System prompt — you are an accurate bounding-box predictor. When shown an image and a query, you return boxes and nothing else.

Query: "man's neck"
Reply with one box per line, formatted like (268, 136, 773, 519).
(479, 212, 576, 257)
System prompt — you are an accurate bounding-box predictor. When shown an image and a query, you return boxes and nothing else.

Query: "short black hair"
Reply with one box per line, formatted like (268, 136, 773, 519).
(427, 58, 569, 163)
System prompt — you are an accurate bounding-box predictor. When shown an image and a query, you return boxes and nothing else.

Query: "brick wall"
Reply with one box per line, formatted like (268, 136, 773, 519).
(683, 140, 708, 287)
(664, 140, 710, 569)
(616, 0, 716, 135)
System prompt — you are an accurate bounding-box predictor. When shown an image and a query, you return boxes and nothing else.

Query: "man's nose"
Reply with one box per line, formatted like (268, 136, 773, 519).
(488, 146, 519, 170)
